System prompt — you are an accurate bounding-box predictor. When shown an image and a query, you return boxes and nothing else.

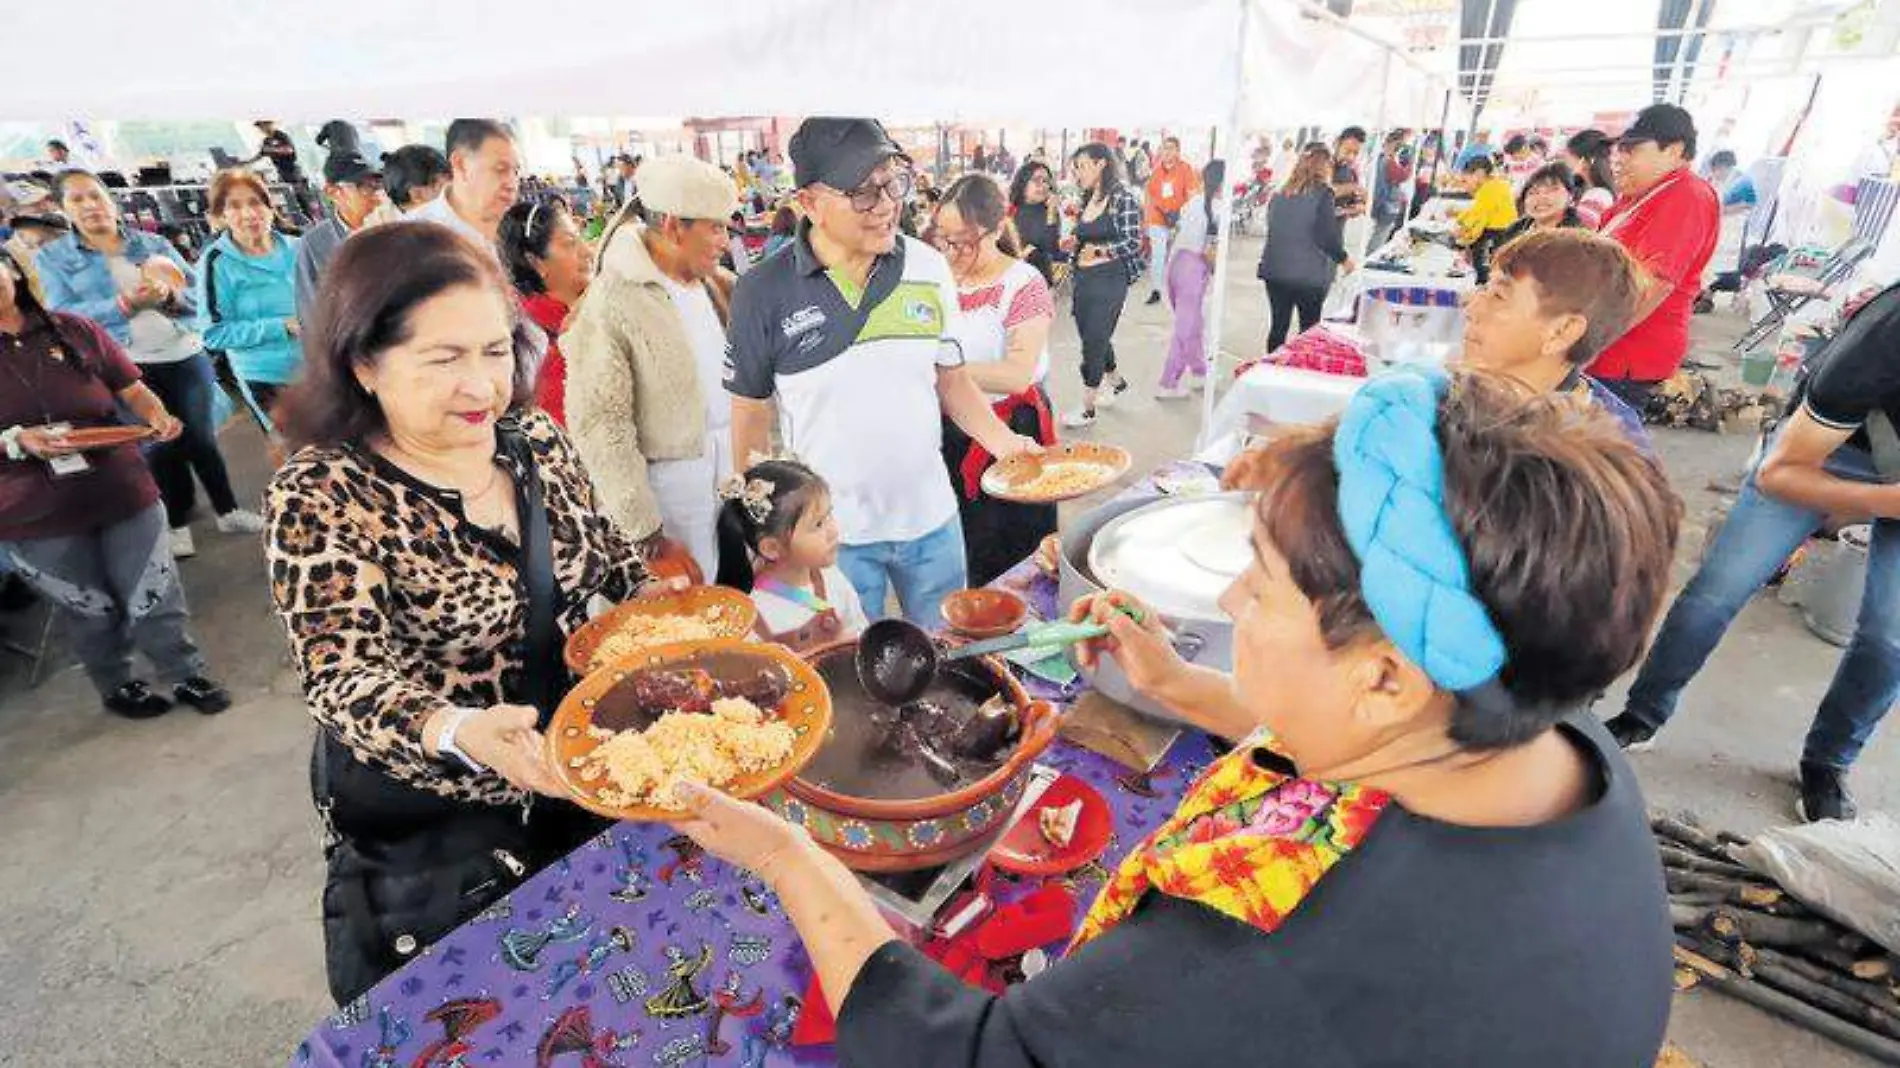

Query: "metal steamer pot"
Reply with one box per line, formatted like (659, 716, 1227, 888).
(1057, 491, 1253, 721)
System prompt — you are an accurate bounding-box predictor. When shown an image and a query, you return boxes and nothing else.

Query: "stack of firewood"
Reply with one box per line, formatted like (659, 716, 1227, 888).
(1656, 812, 1900, 1063)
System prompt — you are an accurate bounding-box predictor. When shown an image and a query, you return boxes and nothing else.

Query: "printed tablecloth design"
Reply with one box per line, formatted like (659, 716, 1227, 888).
(291, 556, 1215, 1068)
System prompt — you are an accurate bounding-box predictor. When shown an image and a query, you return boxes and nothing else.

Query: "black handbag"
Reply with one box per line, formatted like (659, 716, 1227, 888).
(312, 418, 594, 1005)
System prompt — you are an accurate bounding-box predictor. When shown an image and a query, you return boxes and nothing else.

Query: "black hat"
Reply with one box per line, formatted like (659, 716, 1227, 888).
(790, 118, 909, 191)
(9, 212, 69, 233)
(1619, 104, 1698, 156)
(323, 150, 382, 185)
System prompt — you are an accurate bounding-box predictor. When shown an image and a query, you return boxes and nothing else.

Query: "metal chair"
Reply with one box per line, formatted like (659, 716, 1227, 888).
(1732, 177, 1898, 353)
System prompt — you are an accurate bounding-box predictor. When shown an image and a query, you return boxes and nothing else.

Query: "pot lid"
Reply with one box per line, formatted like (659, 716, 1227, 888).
(1086, 493, 1252, 622)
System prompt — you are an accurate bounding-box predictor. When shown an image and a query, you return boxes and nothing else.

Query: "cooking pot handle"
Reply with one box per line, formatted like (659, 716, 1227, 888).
(999, 700, 1062, 775)
(1154, 614, 1207, 664)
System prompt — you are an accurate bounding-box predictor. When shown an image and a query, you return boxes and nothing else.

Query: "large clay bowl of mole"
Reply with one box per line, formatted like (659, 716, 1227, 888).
(761, 637, 1061, 872)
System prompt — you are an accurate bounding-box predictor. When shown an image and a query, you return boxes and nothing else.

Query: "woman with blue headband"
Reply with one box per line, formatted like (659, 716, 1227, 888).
(665, 369, 1683, 1067)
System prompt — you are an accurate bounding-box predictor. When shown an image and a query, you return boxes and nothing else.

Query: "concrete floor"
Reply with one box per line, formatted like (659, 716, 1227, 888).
(0, 235, 1893, 1067)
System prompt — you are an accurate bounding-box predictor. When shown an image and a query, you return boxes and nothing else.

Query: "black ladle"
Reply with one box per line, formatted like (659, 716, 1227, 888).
(855, 616, 1124, 707)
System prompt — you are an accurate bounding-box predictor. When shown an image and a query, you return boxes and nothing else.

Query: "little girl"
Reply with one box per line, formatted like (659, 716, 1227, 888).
(715, 459, 869, 654)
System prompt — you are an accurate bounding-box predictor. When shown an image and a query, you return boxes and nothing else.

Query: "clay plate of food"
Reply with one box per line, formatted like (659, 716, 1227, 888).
(548, 639, 832, 822)
(989, 773, 1112, 876)
(981, 442, 1132, 504)
(55, 425, 157, 451)
(564, 585, 758, 674)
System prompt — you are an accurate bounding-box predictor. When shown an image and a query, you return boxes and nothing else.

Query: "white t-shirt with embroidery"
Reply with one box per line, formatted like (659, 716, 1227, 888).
(947, 259, 1053, 401)
(750, 565, 870, 637)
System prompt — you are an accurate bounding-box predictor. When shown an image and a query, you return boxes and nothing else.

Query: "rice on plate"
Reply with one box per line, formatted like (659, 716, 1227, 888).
(576, 697, 795, 810)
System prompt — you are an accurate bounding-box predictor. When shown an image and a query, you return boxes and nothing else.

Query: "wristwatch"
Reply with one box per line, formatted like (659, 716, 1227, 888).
(435, 706, 487, 773)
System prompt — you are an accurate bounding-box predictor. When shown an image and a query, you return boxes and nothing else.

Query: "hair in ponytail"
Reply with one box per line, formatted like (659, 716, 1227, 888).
(714, 459, 829, 592)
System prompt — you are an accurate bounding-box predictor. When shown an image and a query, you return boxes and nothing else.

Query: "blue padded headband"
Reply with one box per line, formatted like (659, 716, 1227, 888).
(1333, 369, 1507, 695)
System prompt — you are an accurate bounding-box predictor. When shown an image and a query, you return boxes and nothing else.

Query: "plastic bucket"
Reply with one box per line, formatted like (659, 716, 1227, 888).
(1801, 526, 1870, 648)
(1741, 345, 1776, 387)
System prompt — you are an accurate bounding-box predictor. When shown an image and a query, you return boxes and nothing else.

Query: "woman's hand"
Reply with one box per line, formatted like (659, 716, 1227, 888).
(668, 780, 813, 886)
(982, 431, 1043, 461)
(436, 704, 567, 797)
(1068, 590, 1187, 697)
(16, 425, 78, 459)
(127, 281, 170, 312)
(146, 411, 183, 442)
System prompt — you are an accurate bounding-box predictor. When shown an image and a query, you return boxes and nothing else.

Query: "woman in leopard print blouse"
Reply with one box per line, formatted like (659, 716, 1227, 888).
(264, 223, 654, 1003)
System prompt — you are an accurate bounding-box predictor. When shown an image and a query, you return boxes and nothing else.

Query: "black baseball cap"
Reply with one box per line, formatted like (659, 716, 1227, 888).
(323, 150, 382, 185)
(1619, 104, 1698, 156)
(790, 118, 910, 191)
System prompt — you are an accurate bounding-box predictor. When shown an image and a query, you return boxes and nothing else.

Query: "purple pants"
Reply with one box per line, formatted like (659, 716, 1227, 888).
(1160, 249, 1212, 387)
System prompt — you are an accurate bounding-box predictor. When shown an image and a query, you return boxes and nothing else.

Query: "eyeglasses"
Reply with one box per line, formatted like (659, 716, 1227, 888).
(830, 168, 915, 212)
(934, 227, 994, 255)
(1614, 137, 1655, 154)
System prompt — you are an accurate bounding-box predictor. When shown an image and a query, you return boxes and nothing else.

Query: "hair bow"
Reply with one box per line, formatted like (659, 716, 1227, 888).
(718, 474, 775, 525)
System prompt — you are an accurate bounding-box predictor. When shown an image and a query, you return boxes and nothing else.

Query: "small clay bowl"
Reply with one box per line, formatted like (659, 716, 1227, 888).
(941, 588, 1029, 640)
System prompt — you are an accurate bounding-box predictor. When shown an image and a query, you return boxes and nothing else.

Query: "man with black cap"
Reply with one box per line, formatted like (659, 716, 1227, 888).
(293, 150, 386, 325)
(44, 139, 72, 167)
(724, 117, 1037, 626)
(1586, 103, 1719, 410)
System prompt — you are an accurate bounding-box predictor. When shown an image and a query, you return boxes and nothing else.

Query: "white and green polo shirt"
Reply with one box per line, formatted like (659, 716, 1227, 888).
(723, 226, 965, 546)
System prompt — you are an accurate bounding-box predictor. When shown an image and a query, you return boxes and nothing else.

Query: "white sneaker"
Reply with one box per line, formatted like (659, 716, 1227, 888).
(169, 526, 197, 559)
(1155, 384, 1192, 400)
(1096, 376, 1130, 409)
(214, 509, 266, 535)
(1060, 408, 1097, 429)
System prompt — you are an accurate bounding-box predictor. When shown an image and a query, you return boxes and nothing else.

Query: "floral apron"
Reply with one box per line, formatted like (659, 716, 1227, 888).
(1074, 734, 1393, 947)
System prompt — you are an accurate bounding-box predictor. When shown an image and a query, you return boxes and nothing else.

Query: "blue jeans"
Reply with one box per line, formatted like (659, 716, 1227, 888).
(837, 517, 968, 627)
(1624, 442, 1900, 769)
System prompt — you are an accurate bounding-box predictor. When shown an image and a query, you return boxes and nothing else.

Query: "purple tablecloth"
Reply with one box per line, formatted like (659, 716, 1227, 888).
(290, 479, 1216, 1068)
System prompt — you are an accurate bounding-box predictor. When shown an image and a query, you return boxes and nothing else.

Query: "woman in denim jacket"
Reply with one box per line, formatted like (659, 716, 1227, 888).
(36, 170, 263, 558)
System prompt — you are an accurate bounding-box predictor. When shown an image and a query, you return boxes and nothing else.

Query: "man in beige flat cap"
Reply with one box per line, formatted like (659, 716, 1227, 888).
(564, 155, 739, 578)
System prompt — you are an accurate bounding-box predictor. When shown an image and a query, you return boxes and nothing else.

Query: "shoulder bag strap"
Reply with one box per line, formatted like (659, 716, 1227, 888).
(1864, 410, 1900, 483)
(499, 418, 564, 728)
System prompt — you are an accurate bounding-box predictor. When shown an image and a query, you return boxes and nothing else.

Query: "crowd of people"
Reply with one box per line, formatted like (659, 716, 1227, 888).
(2, 102, 1897, 1064)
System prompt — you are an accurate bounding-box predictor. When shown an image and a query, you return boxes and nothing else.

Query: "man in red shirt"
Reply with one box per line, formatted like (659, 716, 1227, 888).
(1587, 104, 1719, 411)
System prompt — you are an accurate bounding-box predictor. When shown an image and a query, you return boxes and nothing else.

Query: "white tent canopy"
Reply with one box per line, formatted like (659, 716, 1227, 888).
(5, 0, 1461, 131)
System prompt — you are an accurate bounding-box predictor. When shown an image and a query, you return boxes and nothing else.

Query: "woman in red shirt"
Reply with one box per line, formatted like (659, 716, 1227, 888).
(0, 248, 230, 718)
(498, 197, 596, 426)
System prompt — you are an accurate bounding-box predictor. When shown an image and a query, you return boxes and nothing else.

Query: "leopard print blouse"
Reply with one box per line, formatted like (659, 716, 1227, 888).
(264, 409, 648, 805)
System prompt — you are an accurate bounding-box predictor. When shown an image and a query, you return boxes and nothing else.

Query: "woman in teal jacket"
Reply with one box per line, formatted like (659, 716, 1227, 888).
(195, 169, 302, 428)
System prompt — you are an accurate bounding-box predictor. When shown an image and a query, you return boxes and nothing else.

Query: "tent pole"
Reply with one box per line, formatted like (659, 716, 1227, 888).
(1198, 0, 1251, 450)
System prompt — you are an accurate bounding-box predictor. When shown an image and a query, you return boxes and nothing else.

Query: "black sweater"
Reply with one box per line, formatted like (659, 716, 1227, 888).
(837, 718, 1672, 1068)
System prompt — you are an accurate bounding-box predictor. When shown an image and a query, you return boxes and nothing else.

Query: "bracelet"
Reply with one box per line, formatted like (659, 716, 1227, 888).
(435, 706, 487, 773)
(1, 426, 25, 462)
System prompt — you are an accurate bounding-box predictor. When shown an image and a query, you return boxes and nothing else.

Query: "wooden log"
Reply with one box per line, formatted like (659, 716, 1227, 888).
(1705, 906, 1843, 950)
(1757, 947, 1900, 1020)
(1747, 956, 1900, 1040)
(1666, 870, 1771, 899)
(1852, 958, 1895, 983)
(1673, 944, 1900, 1064)
(1659, 844, 1760, 881)
(1800, 941, 1881, 977)
(1671, 903, 1712, 930)
(1653, 816, 1732, 861)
